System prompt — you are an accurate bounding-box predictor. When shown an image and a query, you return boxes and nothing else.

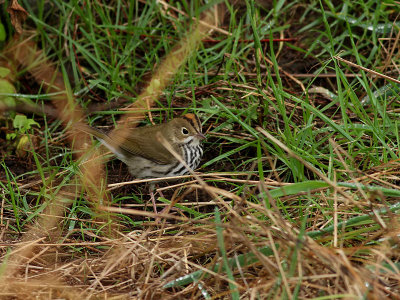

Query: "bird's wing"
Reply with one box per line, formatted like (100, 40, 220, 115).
(109, 127, 176, 164)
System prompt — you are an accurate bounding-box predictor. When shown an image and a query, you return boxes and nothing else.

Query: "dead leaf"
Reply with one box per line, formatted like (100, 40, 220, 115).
(7, 0, 29, 34)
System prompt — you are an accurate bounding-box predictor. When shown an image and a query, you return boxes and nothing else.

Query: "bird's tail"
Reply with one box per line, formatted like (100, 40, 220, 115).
(74, 124, 126, 160)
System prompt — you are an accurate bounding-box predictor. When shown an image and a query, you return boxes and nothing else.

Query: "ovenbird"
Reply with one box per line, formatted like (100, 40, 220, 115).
(79, 113, 205, 181)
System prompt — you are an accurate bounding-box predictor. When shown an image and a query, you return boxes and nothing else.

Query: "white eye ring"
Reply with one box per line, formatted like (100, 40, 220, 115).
(182, 127, 189, 135)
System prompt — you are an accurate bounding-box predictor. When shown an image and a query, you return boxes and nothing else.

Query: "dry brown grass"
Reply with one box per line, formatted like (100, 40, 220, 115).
(1, 183, 400, 298)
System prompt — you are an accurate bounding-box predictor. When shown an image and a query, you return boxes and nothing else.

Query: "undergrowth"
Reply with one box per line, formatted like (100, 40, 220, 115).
(0, 0, 400, 298)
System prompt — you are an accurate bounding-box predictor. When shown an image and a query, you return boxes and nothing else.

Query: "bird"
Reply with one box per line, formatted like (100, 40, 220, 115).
(77, 113, 205, 212)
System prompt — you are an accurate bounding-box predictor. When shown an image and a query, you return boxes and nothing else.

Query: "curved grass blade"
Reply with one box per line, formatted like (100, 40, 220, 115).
(215, 208, 239, 299)
(360, 83, 400, 105)
(335, 15, 400, 35)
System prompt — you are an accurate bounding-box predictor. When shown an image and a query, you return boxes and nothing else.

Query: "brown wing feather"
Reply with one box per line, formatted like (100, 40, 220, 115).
(109, 125, 176, 164)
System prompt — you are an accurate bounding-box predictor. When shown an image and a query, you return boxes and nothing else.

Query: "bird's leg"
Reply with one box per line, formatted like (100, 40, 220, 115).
(153, 186, 173, 224)
(158, 187, 181, 217)
(149, 183, 158, 214)
(157, 189, 165, 199)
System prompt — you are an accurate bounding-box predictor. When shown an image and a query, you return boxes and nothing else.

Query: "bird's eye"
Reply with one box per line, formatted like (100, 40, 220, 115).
(182, 127, 189, 135)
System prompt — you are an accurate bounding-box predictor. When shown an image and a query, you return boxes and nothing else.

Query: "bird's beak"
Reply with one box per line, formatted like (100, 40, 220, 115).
(196, 132, 206, 140)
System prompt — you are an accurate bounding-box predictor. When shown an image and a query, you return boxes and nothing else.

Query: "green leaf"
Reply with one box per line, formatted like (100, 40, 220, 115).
(0, 79, 15, 93)
(13, 115, 40, 133)
(6, 133, 16, 140)
(0, 79, 16, 107)
(0, 67, 11, 78)
(0, 23, 5, 42)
